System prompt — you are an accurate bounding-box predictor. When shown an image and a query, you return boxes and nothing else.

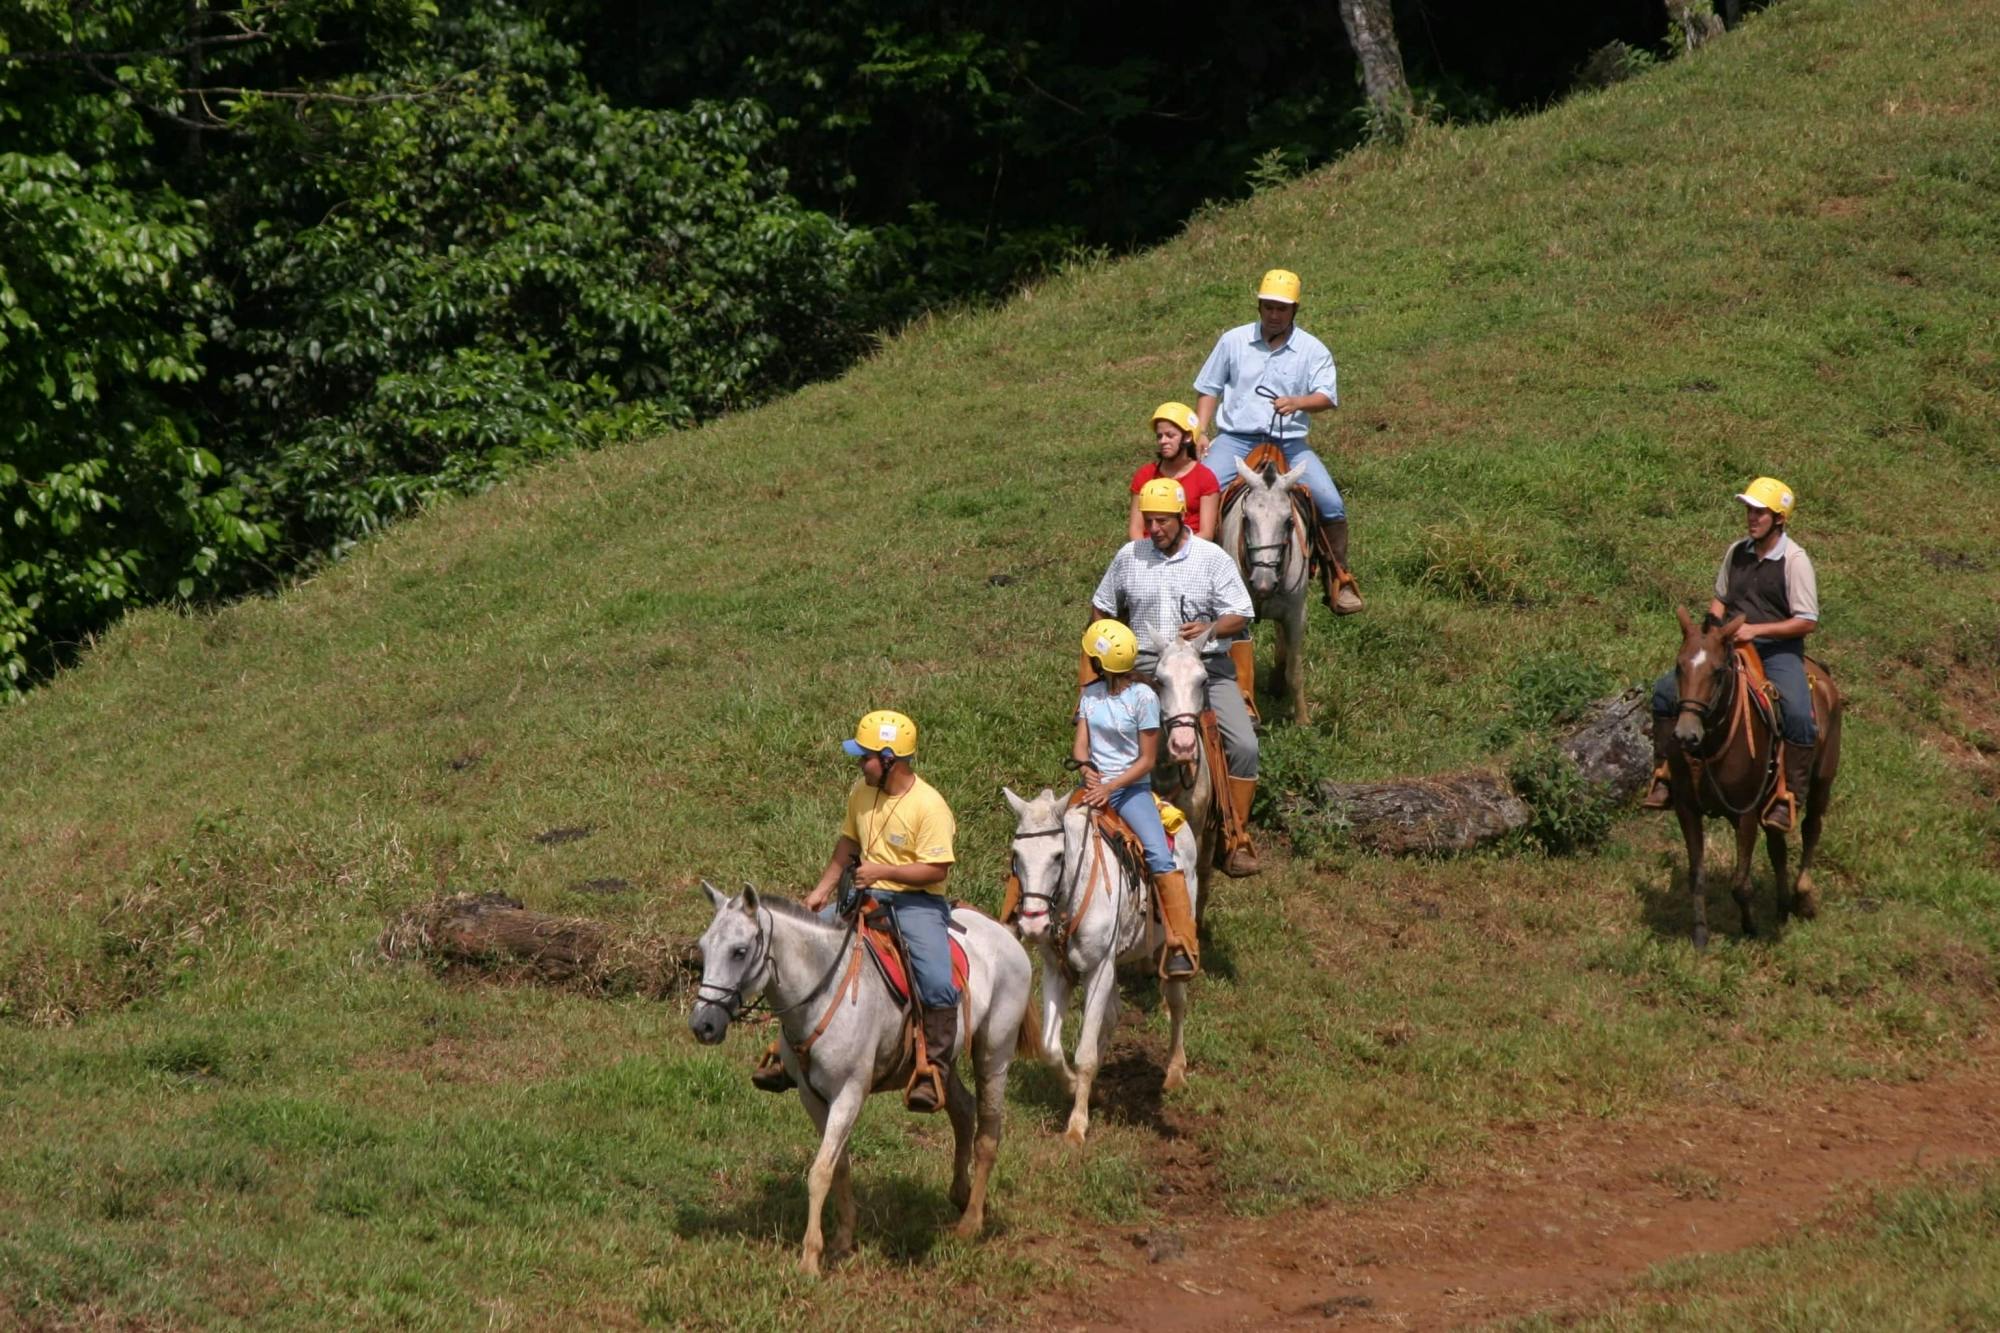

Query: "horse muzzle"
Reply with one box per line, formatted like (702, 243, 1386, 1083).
(1673, 715, 1705, 747)
(688, 1003, 732, 1045)
(1166, 723, 1200, 763)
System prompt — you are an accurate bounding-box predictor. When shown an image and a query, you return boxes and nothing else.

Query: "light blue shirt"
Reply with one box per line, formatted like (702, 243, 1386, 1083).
(1077, 680, 1160, 782)
(1194, 322, 1339, 441)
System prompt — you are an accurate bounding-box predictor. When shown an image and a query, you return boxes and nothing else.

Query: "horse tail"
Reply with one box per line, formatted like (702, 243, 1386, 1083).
(1015, 1003, 1044, 1061)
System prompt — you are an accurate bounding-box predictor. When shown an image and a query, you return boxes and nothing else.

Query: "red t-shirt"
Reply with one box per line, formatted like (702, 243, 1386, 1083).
(1129, 461, 1220, 534)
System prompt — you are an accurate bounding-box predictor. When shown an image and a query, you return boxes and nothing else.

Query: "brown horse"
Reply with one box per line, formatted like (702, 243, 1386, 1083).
(1662, 606, 1843, 950)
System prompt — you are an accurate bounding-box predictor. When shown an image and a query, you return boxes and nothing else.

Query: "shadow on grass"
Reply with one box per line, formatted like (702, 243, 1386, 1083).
(674, 1164, 976, 1264)
(1635, 843, 1795, 948)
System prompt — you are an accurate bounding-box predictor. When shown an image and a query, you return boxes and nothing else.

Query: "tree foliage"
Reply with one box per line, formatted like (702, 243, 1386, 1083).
(0, 1, 875, 692)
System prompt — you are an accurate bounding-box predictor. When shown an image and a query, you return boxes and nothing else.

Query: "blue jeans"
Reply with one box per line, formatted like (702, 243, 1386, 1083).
(851, 888, 959, 1009)
(1203, 431, 1345, 521)
(1106, 782, 1177, 875)
(1652, 639, 1815, 746)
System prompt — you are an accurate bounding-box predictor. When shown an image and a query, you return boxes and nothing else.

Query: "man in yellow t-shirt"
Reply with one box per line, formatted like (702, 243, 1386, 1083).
(753, 710, 961, 1112)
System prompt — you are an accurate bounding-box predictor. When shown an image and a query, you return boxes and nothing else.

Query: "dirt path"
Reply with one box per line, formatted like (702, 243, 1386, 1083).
(1058, 1046, 2000, 1329)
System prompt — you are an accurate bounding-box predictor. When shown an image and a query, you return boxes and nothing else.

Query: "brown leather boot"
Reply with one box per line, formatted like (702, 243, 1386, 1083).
(1228, 639, 1260, 724)
(751, 1040, 795, 1093)
(1222, 776, 1261, 878)
(1153, 870, 1199, 978)
(1640, 716, 1675, 810)
(904, 1008, 957, 1114)
(1318, 518, 1364, 615)
(1762, 743, 1813, 833)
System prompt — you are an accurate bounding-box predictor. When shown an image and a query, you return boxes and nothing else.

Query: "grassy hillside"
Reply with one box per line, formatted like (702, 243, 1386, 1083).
(3, 0, 1998, 1326)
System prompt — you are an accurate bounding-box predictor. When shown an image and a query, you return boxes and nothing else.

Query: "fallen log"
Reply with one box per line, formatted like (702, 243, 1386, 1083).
(1275, 689, 1652, 858)
(1556, 687, 1654, 803)
(1290, 772, 1531, 856)
(378, 891, 697, 997)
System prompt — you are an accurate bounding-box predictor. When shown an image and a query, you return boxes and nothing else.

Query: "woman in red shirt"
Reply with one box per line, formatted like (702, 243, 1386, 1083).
(1127, 401, 1220, 541)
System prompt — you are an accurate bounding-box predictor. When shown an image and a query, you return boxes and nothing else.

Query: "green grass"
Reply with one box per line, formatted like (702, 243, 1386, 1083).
(4, 0, 1999, 1325)
(1510, 1166, 2000, 1330)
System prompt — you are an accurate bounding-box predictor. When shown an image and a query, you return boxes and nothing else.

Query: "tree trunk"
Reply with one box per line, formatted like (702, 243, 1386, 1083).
(1336, 0, 1415, 141)
(378, 891, 697, 996)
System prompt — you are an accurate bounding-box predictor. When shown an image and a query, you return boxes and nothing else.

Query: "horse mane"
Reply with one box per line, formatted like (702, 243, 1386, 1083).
(757, 894, 842, 931)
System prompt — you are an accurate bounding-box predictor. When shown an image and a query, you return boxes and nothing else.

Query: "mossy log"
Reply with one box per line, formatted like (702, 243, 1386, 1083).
(378, 891, 696, 996)
(1280, 689, 1653, 857)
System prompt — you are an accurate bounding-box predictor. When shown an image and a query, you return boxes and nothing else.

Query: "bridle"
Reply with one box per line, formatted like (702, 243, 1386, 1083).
(1675, 642, 1781, 817)
(695, 905, 859, 1025)
(1011, 825, 1065, 921)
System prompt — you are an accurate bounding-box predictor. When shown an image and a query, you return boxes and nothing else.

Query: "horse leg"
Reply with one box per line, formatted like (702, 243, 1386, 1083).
(1286, 602, 1309, 725)
(799, 1082, 865, 1277)
(1162, 977, 1189, 1092)
(1676, 799, 1709, 951)
(945, 1062, 977, 1213)
(1731, 815, 1760, 938)
(1037, 954, 1076, 1093)
(956, 1009, 1015, 1240)
(1795, 717, 1836, 919)
(1066, 959, 1118, 1145)
(1766, 825, 1792, 926)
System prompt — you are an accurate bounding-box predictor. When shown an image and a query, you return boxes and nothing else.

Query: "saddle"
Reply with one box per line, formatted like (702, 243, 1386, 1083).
(1218, 443, 1317, 541)
(856, 898, 970, 1008)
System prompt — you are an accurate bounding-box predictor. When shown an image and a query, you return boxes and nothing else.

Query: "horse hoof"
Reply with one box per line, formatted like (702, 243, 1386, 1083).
(799, 1253, 823, 1279)
(1163, 1064, 1188, 1093)
(1692, 927, 1709, 952)
(953, 1213, 984, 1241)
(1064, 1123, 1088, 1146)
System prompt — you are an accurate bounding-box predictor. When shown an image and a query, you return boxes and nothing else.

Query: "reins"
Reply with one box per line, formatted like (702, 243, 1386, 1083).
(1678, 647, 1782, 818)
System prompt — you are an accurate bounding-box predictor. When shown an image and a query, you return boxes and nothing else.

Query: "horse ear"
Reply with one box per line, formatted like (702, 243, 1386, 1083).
(1675, 605, 1694, 634)
(1280, 463, 1309, 489)
(1002, 785, 1030, 817)
(1193, 624, 1216, 652)
(1718, 613, 1746, 642)
(740, 882, 760, 914)
(700, 879, 727, 910)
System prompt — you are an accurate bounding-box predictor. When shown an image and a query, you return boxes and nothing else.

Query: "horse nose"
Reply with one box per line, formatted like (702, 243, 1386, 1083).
(689, 1005, 729, 1045)
(1674, 717, 1702, 746)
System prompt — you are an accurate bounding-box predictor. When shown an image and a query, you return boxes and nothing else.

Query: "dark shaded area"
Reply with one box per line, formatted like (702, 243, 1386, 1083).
(539, 0, 1747, 300)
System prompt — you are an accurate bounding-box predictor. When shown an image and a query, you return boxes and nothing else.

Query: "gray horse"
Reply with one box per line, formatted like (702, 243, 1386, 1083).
(1218, 460, 1313, 723)
(1004, 786, 1199, 1142)
(1151, 629, 1221, 891)
(688, 881, 1036, 1275)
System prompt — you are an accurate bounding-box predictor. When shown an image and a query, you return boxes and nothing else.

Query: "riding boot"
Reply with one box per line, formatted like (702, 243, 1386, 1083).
(1316, 518, 1364, 615)
(1153, 870, 1199, 978)
(999, 872, 1022, 927)
(904, 1007, 956, 1114)
(751, 1041, 796, 1093)
(1762, 743, 1814, 834)
(1228, 639, 1260, 725)
(1222, 776, 1261, 878)
(1641, 716, 1675, 811)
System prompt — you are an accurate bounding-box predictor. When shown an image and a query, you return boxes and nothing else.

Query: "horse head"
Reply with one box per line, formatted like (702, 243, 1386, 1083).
(1003, 785, 1068, 942)
(1152, 630, 1211, 765)
(1673, 605, 1745, 747)
(1236, 462, 1310, 599)
(689, 879, 771, 1045)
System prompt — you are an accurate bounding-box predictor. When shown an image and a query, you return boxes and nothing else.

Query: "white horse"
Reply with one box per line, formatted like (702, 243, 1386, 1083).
(1152, 629, 1221, 887)
(1218, 459, 1313, 723)
(689, 881, 1035, 1276)
(1003, 786, 1200, 1143)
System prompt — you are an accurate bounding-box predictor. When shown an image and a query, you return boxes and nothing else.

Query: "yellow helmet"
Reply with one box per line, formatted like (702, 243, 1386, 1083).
(1256, 268, 1302, 305)
(1149, 401, 1199, 436)
(1136, 477, 1187, 516)
(1081, 619, 1140, 675)
(843, 709, 917, 758)
(1736, 476, 1796, 521)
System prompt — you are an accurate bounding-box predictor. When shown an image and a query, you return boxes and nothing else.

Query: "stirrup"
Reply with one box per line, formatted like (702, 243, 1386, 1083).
(1161, 947, 1196, 980)
(903, 1062, 946, 1113)
(1761, 791, 1797, 834)
(1640, 763, 1673, 810)
(751, 1044, 796, 1093)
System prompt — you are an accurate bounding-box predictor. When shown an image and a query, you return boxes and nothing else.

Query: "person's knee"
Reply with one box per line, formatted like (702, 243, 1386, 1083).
(1651, 672, 1678, 718)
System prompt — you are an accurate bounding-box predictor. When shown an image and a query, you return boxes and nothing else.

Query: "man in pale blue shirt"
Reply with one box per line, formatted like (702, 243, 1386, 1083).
(1193, 268, 1363, 614)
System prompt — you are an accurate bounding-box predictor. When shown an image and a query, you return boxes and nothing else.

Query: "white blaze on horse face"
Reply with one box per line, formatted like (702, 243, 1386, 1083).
(1154, 638, 1207, 763)
(1007, 789, 1068, 941)
(1690, 649, 1708, 671)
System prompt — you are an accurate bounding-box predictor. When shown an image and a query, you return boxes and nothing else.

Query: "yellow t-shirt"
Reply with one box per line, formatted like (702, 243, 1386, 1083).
(842, 775, 956, 891)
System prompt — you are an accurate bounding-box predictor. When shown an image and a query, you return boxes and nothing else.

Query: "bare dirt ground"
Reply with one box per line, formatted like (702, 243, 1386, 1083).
(1052, 1039, 2000, 1330)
